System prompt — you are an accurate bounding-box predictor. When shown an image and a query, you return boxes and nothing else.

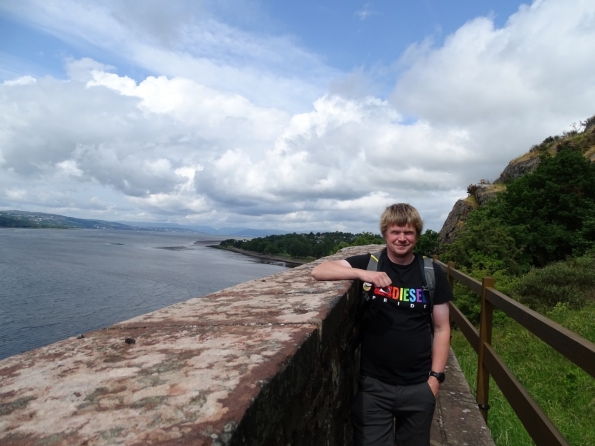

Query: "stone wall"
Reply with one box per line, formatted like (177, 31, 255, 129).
(0, 246, 373, 446)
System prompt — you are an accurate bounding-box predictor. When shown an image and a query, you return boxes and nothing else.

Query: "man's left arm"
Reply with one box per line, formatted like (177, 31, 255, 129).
(428, 303, 450, 396)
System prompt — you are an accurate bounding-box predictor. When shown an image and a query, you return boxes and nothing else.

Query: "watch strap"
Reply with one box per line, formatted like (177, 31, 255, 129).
(429, 370, 445, 383)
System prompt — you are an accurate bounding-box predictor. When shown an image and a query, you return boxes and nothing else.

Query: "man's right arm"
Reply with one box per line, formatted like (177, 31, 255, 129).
(311, 260, 392, 287)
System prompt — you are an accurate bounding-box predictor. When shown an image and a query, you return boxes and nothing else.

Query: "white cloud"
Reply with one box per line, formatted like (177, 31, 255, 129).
(1, 0, 595, 233)
(0, 0, 336, 112)
(392, 0, 595, 181)
(355, 3, 376, 21)
(56, 160, 83, 177)
(66, 58, 115, 82)
(3, 75, 37, 86)
(1, 67, 468, 230)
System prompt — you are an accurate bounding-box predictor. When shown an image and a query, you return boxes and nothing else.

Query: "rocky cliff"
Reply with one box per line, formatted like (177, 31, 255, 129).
(438, 117, 595, 246)
(494, 155, 541, 184)
(438, 182, 506, 246)
(438, 198, 476, 245)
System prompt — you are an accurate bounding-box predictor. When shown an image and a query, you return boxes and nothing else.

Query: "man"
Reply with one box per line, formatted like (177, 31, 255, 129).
(311, 203, 453, 446)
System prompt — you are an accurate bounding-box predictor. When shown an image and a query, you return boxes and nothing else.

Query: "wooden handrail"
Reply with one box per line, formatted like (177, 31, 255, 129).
(485, 287, 595, 379)
(433, 259, 595, 446)
(477, 277, 495, 421)
(483, 344, 569, 445)
(447, 301, 479, 353)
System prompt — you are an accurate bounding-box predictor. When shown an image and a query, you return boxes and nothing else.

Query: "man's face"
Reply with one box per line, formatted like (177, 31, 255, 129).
(383, 223, 418, 261)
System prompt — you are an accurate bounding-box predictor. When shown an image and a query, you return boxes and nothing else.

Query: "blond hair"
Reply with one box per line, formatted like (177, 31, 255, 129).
(379, 203, 423, 237)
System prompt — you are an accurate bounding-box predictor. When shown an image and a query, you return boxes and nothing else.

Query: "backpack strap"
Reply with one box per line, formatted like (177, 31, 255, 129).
(416, 253, 436, 338)
(362, 250, 384, 302)
(368, 251, 383, 268)
(416, 253, 435, 307)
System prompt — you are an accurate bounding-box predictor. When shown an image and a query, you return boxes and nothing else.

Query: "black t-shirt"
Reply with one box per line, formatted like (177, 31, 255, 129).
(346, 250, 453, 385)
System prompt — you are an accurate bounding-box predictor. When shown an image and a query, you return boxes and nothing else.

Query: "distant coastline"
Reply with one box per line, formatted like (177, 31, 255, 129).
(0, 210, 288, 237)
(207, 244, 309, 268)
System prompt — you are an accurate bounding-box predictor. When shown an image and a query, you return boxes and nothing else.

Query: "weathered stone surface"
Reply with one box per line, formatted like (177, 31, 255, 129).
(433, 350, 495, 446)
(438, 199, 476, 246)
(0, 245, 494, 446)
(113, 267, 348, 330)
(1, 324, 315, 445)
(495, 155, 541, 184)
(474, 185, 499, 207)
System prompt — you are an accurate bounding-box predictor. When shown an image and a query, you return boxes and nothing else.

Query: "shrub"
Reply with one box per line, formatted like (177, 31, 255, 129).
(442, 204, 528, 277)
(542, 136, 556, 144)
(497, 145, 595, 267)
(512, 254, 595, 310)
(352, 232, 384, 246)
(416, 229, 439, 256)
(581, 114, 595, 131)
(467, 184, 479, 195)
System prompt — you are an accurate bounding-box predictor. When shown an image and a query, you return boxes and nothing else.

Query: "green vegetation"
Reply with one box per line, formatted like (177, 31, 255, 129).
(0, 211, 133, 230)
(442, 122, 595, 445)
(0, 215, 39, 228)
(445, 145, 595, 276)
(452, 302, 595, 446)
(219, 227, 440, 260)
(512, 254, 595, 310)
(219, 231, 385, 260)
(0, 214, 71, 229)
(495, 145, 595, 267)
(416, 229, 439, 256)
(528, 114, 595, 157)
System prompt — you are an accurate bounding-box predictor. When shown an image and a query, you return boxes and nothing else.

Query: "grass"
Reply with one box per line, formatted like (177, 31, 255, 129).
(464, 195, 479, 207)
(450, 302, 595, 446)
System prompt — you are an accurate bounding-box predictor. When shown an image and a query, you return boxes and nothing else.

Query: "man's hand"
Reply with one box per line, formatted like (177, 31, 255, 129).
(427, 376, 440, 397)
(359, 270, 392, 288)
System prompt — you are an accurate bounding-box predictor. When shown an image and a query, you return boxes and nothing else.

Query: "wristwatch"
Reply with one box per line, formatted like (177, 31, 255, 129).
(429, 371, 445, 383)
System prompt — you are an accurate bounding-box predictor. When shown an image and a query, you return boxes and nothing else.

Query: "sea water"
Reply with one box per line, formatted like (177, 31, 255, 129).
(0, 228, 287, 360)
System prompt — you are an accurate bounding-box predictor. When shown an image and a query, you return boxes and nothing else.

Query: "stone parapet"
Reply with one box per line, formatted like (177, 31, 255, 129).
(0, 245, 494, 445)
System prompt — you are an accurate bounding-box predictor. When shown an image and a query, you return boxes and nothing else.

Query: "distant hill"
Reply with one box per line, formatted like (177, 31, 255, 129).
(0, 210, 134, 230)
(0, 210, 288, 236)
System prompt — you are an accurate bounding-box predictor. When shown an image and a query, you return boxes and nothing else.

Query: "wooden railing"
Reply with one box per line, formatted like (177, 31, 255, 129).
(434, 259, 595, 446)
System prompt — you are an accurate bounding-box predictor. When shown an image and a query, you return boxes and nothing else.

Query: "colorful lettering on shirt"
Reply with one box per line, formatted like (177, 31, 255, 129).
(374, 286, 426, 304)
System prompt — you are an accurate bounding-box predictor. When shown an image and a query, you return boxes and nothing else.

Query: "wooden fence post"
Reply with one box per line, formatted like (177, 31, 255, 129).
(477, 276, 495, 422)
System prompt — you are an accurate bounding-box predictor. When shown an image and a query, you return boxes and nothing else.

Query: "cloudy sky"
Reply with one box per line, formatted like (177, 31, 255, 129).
(1, 0, 594, 233)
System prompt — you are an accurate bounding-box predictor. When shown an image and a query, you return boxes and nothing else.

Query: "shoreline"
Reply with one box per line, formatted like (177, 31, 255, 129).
(207, 244, 310, 268)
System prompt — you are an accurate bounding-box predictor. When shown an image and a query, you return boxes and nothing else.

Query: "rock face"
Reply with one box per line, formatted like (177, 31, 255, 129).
(438, 116, 595, 248)
(439, 154, 539, 245)
(438, 199, 476, 246)
(474, 185, 499, 206)
(495, 155, 541, 184)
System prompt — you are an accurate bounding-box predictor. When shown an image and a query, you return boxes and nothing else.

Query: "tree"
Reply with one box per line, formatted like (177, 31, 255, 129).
(442, 207, 527, 276)
(352, 232, 384, 246)
(416, 230, 439, 256)
(497, 145, 595, 266)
